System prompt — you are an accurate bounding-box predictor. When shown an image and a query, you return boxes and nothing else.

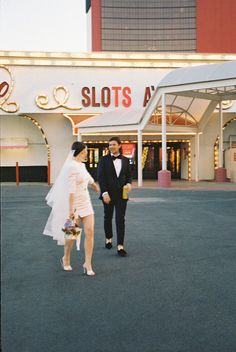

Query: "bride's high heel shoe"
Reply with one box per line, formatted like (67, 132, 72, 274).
(83, 264, 95, 276)
(60, 257, 72, 271)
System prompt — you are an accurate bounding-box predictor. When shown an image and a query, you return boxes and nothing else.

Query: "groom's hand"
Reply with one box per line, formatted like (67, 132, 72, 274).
(103, 193, 111, 204)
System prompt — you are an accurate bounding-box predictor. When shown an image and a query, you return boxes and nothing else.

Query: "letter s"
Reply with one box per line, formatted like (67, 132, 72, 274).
(81, 87, 91, 107)
(122, 87, 132, 108)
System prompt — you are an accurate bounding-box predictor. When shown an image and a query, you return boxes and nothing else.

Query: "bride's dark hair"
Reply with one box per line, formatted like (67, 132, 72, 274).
(71, 141, 86, 157)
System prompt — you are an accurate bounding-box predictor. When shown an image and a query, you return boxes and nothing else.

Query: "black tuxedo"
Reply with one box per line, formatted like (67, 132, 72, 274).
(98, 154, 132, 201)
(97, 154, 132, 245)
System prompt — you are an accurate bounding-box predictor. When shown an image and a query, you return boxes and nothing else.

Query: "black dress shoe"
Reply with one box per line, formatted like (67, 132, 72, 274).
(105, 242, 112, 249)
(117, 249, 127, 257)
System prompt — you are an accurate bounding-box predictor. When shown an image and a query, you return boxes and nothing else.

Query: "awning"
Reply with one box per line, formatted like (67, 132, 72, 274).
(77, 61, 236, 134)
(76, 61, 236, 187)
(139, 61, 236, 131)
(76, 108, 145, 133)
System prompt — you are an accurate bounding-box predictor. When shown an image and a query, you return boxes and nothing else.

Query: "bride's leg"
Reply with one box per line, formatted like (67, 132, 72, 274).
(82, 214, 95, 271)
(64, 239, 74, 266)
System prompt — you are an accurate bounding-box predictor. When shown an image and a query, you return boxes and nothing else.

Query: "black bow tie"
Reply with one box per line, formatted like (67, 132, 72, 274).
(111, 155, 122, 160)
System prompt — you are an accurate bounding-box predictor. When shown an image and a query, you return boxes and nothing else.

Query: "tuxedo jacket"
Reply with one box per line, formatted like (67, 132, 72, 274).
(97, 154, 132, 201)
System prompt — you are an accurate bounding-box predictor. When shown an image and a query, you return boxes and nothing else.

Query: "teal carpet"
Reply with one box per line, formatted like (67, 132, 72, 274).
(1, 185, 236, 352)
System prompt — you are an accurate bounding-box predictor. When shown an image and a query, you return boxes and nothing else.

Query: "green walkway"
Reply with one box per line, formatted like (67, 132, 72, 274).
(1, 185, 236, 352)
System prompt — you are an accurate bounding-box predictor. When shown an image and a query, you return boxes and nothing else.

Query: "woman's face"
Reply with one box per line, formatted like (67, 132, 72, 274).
(80, 146, 88, 160)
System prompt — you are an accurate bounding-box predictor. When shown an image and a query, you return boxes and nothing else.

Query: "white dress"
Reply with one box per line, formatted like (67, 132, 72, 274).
(68, 160, 95, 218)
(43, 159, 94, 249)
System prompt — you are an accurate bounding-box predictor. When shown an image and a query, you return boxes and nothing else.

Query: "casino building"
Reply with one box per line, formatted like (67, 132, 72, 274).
(1, 52, 236, 185)
(1, 1, 236, 185)
(0, 0, 236, 185)
(88, 0, 236, 54)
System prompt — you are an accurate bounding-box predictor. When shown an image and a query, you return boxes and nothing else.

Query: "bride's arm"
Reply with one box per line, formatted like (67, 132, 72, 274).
(87, 168, 100, 193)
(69, 193, 75, 218)
(90, 181, 100, 193)
(68, 164, 77, 217)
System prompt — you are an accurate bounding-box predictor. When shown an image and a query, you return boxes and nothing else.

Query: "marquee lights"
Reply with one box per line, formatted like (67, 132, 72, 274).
(223, 116, 236, 129)
(22, 115, 51, 161)
(1, 51, 235, 68)
(81, 132, 197, 136)
(85, 139, 192, 180)
(214, 118, 236, 169)
(188, 141, 191, 180)
(214, 136, 219, 169)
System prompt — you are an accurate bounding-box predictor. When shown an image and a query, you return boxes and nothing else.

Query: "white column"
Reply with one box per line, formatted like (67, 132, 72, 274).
(219, 101, 223, 168)
(162, 93, 167, 170)
(77, 131, 82, 142)
(195, 132, 200, 182)
(138, 128, 143, 187)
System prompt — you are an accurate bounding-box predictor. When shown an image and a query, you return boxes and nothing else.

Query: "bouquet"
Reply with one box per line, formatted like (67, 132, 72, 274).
(62, 216, 82, 240)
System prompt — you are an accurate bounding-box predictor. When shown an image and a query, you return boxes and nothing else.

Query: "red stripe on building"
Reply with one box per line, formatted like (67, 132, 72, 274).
(196, 0, 236, 53)
(92, 0, 101, 51)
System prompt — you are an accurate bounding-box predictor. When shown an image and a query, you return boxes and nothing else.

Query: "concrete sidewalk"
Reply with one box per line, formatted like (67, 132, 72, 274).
(132, 180, 236, 191)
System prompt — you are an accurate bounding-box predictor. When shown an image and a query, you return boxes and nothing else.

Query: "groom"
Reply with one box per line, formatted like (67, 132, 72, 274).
(97, 136, 132, 256)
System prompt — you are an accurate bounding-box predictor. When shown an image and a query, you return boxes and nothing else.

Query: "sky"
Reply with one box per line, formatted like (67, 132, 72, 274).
(0, 0, 88, 52)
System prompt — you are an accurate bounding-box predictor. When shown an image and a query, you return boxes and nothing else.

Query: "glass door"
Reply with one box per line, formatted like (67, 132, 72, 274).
(142, 144, 158, 179)
(158, 143, 181, 179)
(86, 147, 100, 180)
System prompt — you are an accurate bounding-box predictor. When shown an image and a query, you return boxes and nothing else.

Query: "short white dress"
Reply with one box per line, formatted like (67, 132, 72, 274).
(43, 160, 94, 249)
(68, 160, 95, 218)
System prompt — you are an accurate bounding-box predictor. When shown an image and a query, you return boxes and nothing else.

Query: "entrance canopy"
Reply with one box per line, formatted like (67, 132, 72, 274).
(140, 60, 236, 132)
(76, 108, 144, 133)
(77, 61, 236, 134)
(77, 61, 236, 187)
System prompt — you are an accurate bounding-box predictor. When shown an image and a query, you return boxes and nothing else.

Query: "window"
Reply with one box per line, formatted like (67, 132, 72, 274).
(101, 0, 196, 52)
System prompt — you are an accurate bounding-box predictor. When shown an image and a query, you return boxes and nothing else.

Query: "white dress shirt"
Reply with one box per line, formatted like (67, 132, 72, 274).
(111, 154, 122, 177)
(102, 154, 122, 197)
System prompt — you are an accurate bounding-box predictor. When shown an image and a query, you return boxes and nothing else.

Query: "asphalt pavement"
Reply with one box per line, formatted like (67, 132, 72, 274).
(1, 184, 236, 352)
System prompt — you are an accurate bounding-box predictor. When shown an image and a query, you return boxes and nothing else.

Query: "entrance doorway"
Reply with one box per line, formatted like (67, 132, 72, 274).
(85, 144, 109, 180)
(142, 142, 181, 179)
(86, 147, 100, 180)
(86, 142, 182, 180)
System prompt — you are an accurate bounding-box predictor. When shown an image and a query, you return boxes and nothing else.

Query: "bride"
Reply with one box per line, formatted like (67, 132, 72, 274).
(43, 141, 99, 276)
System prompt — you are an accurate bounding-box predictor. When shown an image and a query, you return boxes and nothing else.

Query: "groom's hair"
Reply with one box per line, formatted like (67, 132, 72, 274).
(109, 136, 122, 145)
(71, 141, 86, 157)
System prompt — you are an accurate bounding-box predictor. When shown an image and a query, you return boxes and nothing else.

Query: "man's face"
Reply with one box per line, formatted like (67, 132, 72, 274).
(109, 140, 121, 155)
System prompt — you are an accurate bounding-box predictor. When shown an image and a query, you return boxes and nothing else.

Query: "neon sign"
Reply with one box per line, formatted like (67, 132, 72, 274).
(0, 65, 19, 113)
(0, 81, 9, 98)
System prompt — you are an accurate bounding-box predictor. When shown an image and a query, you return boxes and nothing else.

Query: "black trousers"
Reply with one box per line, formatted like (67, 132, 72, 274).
(103, 199, 128, 246)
